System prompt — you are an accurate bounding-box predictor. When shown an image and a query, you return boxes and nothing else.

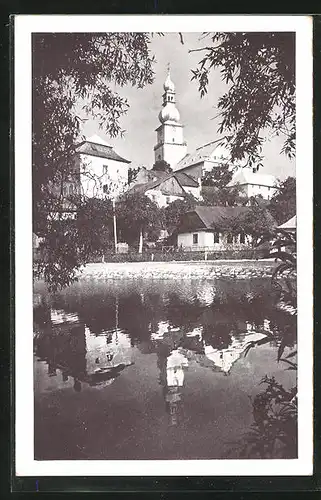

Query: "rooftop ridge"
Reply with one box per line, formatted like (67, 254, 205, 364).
(195, 138, 222, 150)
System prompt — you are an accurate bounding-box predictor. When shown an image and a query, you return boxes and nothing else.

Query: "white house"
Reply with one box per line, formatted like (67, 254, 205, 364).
(176, 205, 276, 251)
(75, 134, 131, 199)
(226, 169, 278, 200)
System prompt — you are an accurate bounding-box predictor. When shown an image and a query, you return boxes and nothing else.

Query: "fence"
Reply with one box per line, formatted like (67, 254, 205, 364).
(88, 247, 270, 264)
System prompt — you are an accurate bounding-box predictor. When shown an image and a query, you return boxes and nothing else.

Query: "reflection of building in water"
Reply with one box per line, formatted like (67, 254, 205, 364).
(185, 326, 203, 338)
(85, 327, 132, 376)
(50, 309, 80, 325)
(150, 321, 181, 342)
(203, 332, 267, 374)
(162, 348, 189, 427)
(150, 320, 171, 340)
(34, 307, 134, 391)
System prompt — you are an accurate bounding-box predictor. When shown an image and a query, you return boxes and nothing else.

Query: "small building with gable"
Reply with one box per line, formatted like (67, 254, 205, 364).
(226, 169, 278, 201)
(127, 171, 202, 208)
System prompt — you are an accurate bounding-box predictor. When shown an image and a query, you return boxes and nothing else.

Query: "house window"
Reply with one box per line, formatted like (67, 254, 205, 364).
(193, 233, 198, 245)
(172, 138, 175, 142)
(103, 184, 108, 193)
(214, 232, 220, 243)
(240, 232, 245, 244)
(227, 233, 233, 244)
(103, 165, 108, 175)
(166, 196, 171, 204)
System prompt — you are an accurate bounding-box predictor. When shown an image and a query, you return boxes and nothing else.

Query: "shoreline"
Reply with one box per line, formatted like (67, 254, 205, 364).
(77, 259, 278, 281)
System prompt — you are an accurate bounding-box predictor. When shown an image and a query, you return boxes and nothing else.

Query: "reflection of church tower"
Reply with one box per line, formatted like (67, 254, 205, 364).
(154, 67, 187, 170)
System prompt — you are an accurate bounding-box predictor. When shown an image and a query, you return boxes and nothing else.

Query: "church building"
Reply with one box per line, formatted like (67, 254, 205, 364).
(154, 68, 187, 170)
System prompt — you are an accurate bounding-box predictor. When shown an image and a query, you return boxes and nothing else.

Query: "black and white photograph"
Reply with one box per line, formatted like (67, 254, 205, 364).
(14, 15, 313, 476)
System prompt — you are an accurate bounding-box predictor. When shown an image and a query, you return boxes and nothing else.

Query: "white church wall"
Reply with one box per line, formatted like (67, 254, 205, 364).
(78, 153, 129, 199)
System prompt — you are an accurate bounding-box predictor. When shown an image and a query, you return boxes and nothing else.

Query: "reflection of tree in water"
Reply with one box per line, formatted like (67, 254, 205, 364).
(165, 293, 204, 330)
(202, 323, 233, 351)
(35, 323, 87, 391)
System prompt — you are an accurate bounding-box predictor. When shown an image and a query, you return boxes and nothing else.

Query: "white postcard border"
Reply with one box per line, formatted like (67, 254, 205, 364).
(14, 15, 313, 477)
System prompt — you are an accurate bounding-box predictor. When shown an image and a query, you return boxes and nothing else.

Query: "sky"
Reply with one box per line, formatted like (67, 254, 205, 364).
(81, 32, 295, 181)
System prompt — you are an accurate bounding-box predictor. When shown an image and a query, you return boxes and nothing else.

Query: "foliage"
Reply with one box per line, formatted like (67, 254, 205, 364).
(228, 373, 297, 459)
(152, 159, 173, 173)
(201, 185, 249, 207)
(117, 192, 163, 247)
(35, 198, 114, 291)
(33, 33, 155, 289)
(214, 206, 276, 246)
(268, 176, 296, 225)
(76, 198, 114, 257)
(201, 164, 233, 188)
(162, 197, 197, 234)
(128, 167, 140, 185)
(269, 228, 297, 295)
(191, 32, 295, 166)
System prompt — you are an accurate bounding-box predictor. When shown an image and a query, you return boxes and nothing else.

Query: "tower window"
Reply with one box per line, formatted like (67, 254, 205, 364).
(240, 232, 245, 244)
(172, 138, 175, 142)
(103, 184, 108, 193)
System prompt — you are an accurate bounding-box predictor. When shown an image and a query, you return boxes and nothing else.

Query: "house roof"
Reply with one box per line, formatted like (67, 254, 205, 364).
(75, 137, 130, 164)
(175, 139, 223, 171)
(194, 206, 251, 229)
(127, 171, 198, 196)
(278, 215, 296, 230)
(176, 205, 277, 233)
(227, 169, 277, 188)
(174, 171, 199, 187)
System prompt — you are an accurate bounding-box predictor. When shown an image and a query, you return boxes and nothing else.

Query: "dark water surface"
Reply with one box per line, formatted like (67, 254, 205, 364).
(33, 278, 296, 460)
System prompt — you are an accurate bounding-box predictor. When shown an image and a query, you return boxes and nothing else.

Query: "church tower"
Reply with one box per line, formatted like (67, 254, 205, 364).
(154, 68, 187, 170)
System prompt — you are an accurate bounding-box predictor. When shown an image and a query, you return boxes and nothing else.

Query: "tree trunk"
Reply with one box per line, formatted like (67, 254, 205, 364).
(138, 228, 143, 254)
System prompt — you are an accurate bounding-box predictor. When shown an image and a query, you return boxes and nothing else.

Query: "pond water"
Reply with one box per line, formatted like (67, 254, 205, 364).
(33, 277, 297, 460)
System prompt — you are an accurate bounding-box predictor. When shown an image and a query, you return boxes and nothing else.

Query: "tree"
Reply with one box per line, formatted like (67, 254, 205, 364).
(268, 176, 296, 225)
(215, 206, 276, 247)
(35, 198, 114, 291)
(201, 164, 233, 188)
(128, 166, 140, 185)
(152, 159, 173, 173)
(116, 193, 163, 249)
(76, 198, 114, 258)
(191, 33, 295, 166)
(33, 33, 155, 290)
(201, 185, 249, 207)
(162, 196, 197, 235)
